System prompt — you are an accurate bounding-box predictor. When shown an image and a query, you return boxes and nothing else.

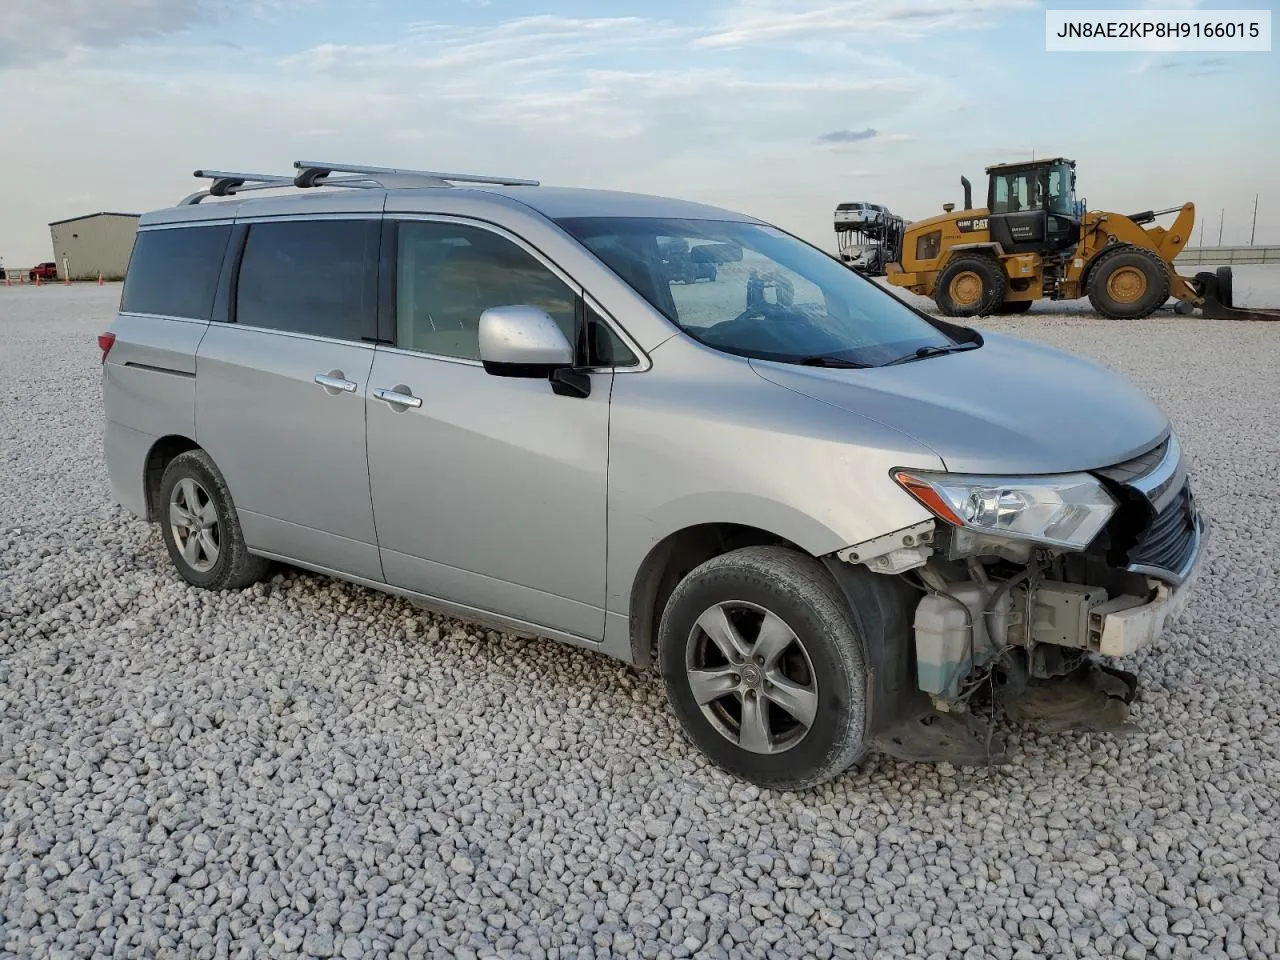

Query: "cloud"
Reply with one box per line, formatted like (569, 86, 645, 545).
(696, 0, 1038, 48)
(0, 0, 319, 66)
(7, 0, 1268, 264)
(273, 17, 928, 145)
(0, 0, 227, 66)
(818, 128, 878, 143)
(1156, 56, 1230, 76)
(277, 15, 690, 94)
(816, 128, 916, 149)
(1130, 54, 1233, 77)
(0, 2, 939, 263)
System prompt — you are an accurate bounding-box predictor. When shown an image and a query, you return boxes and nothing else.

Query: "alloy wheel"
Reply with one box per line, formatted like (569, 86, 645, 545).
(684, 600, 818, 755)
(168, 478, 220, 573)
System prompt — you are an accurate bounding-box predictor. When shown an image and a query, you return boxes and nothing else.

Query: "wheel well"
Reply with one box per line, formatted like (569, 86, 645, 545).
(628, 523, 804, 670)
(941, 248, 1002, 271)
(144, 435, 200, 520)
(939, 246, 1002, 270)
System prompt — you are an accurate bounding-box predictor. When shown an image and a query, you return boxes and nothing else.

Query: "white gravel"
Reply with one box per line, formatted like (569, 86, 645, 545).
(3, 280, 1280, 960)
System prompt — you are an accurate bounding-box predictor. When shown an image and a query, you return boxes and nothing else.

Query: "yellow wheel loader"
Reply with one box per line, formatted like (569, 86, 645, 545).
(883, 158, 1278, 321)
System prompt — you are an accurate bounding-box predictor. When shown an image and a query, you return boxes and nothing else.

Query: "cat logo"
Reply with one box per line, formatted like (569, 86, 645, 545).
(956, 217, 989, 233)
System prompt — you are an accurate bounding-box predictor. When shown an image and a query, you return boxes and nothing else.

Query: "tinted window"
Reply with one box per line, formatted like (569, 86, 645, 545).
(236, 219, 378, 340)
(395, 222, 635, 366)
(121, 225, 230, 320)
(1046, 162, 1075, 216)
(991, 172, 1038, 214)
(395, 221, 577, 361)
(588, 304, 637, 367)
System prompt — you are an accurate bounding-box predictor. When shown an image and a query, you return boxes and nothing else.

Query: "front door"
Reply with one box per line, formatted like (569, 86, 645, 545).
(989, 168, 1050, 254)
(365, 218, 614, 640)
(196, 216, 384, 581)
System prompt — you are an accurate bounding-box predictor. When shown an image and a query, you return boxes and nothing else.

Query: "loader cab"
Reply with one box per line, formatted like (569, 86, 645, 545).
(986, 158, 1080, 255)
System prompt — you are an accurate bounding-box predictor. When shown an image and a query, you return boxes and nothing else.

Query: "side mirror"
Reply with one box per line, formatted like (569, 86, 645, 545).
(478, 305, 573, 376)
(477, 305, 591, 398)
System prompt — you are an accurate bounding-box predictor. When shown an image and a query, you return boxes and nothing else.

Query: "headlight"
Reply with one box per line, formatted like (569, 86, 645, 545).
(894, 470, 1117, 550)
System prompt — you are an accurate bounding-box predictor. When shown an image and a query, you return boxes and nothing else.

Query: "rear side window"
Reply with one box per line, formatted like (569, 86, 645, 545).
(121, 225, 231, 320)
(235, 219, 379, 340)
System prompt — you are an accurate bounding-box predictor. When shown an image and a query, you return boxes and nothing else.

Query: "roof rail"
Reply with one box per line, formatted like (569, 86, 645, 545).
(183, 169, 298, 205)
(181, 161, 539, 204)
(293, 160, 540, 188)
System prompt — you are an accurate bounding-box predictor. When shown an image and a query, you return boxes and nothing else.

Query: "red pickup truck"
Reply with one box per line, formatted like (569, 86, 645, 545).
(29, 262, 58, 281)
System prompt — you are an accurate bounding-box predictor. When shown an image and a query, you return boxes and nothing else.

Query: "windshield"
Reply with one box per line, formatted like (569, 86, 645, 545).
(556, 217, 959, 367)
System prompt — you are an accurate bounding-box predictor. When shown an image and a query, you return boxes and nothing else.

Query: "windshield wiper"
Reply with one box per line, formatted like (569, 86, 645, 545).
(796, 354, 872, 368)
(882, 342, 981, 366)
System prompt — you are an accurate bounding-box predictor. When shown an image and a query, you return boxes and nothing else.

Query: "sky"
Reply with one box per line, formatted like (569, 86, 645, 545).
(0, 0, 1276, 267)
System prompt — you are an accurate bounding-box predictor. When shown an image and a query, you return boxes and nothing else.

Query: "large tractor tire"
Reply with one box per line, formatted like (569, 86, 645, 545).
(934, 255, 1007, 317)
(1214, 266, 1234, 308)
(1086, 246, 1171, 319)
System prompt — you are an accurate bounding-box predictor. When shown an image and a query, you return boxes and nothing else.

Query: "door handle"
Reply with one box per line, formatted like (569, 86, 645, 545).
(315, 372, 358, 393)
(373, 386, 423, 409)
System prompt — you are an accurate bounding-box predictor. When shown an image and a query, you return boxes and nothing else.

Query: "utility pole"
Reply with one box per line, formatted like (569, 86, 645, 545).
(1199, 216, 1205, 248)
(1250, 194, 1259, 246)
(1218, 208, 1224, 246)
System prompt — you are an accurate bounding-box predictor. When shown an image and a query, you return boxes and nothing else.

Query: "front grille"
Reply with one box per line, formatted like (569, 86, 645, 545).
(1097, 437, 1170, 485)
(1129, 482, 1197, 574)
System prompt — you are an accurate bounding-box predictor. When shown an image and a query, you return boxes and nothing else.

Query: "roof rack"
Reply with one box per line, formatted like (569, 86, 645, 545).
(180, 160, 540, 205)
(294, 160, 539, 188)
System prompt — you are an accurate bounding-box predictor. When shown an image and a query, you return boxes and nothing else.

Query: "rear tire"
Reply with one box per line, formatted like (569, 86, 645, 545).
(658, 545, 870, 790)
(1086, 246, 1170, 319)
(158, 450, 269, 590)
(934, 255, 1007, 317)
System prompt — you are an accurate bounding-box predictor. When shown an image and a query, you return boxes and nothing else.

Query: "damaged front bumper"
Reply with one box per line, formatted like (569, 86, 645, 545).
(1100, 510, 1208, 657)
(870, 506, 1209, 765)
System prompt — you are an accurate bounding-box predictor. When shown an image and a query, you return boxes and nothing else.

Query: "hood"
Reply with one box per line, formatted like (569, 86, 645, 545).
(907, 207, 991, 232)
(749, 331, 1168, 475)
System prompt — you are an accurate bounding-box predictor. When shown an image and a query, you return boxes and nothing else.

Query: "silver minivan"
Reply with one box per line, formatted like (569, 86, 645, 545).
(101, 161, 1207, 789)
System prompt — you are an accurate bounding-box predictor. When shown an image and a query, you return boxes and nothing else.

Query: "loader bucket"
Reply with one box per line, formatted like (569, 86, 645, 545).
(1180, 268, 1280, 322)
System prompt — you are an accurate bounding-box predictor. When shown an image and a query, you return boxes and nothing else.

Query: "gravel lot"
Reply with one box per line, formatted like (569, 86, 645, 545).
(3, 279, 1280, 960)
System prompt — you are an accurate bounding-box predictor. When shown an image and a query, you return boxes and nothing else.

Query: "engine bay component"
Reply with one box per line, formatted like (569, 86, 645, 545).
(1012, 580, 1108, 650)
(911, 571, 1161, 706)
(913, 581, 1010, 699)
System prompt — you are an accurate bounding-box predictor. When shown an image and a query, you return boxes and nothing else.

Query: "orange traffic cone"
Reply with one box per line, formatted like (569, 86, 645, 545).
(35, 275, 41, 286)
(97, 274, 104, 286)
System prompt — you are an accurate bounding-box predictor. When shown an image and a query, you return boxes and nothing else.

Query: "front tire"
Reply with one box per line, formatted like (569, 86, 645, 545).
(158, 450, 269, 590)
(934, 255, 1007, 317)
(1086, 246, 1170, 319)
(658, 546, 869, 790)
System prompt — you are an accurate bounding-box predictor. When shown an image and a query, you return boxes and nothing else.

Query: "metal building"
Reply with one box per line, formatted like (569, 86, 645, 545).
(48, 212, 140, 281)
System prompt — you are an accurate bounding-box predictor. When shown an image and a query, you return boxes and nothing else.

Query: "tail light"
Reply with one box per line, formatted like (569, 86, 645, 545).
(98, 332, 116, 365)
